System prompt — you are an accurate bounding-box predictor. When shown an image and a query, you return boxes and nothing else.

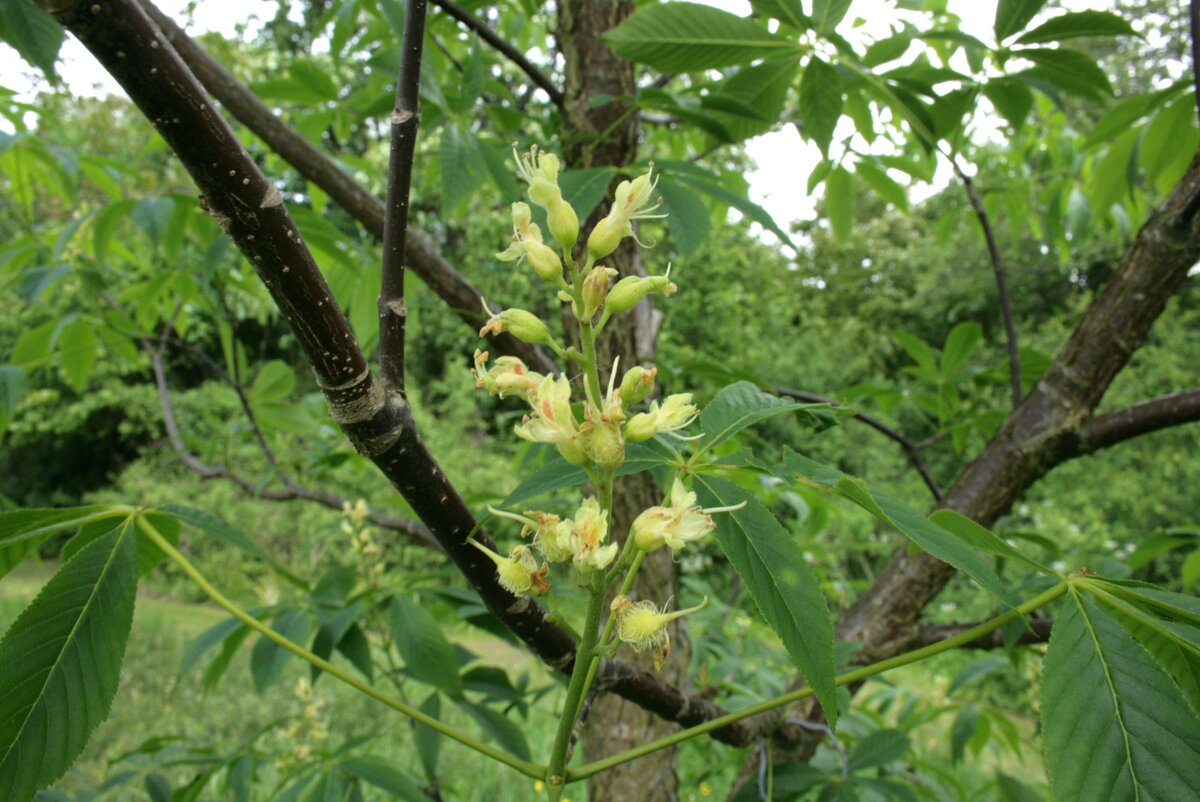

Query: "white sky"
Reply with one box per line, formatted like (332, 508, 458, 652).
(1, 0, 1117, 249)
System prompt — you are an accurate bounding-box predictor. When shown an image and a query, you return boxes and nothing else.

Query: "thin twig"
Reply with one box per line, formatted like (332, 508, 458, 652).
(138, 0, 556, 375)
(429, 0, 564, 107)
(210, 292, 297, 492)
(774, 387, 944, 500)
(379, 0, 428, 395)
(947, 156, 1022, 408)
(143, 337, 439, 548)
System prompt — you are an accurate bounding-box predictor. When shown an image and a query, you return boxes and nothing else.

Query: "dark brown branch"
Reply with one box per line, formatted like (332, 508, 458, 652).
(1078, 389, 1200, 454)
(774, 387, 944, 500)
(837, 152, 1200, 668)
(138, 0, 556, 376)
(429, 0, 564, 108)
(145, 338, 438, 547)
(379, 0, 428, 394)
(49, 0, 791, 748)
(915, 616, 1053, 649)
(949, 157, 1022, 408)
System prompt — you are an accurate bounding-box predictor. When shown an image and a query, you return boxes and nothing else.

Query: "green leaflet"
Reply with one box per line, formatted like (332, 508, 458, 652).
(993, 0, 1050, 42)
(0, 0, 64, 77)
(825, 165, 854, 243)
(784, 450, 1015, 605)
(0, 521, 139, 801)
(455, 699, 531, 761)
(155, 504, 308, 589)
(498, 440, 680, 509)
(0, 505, 120, 581)
(604, 2, 799, 72)
(696, 381, 823, 457)
(390, 596, 464, 698)
(337, 757, 426, 801)
(1015, 10, 1137, 45)
(249, 609, 315, 693)
(799, 55, 843, 157)
(1041, 592, 1200, 801)
(693, 475, 838, 729)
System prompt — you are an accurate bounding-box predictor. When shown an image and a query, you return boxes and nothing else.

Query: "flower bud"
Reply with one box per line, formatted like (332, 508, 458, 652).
(473, 350, 543, 399)
(524, 240, 564, 282)
(479, 307, 552, 345)
(581, 266, 618, 321)
(604, 273, 674, 317)
(587, 217, 622, 262)
(618, 366, 657, 405)
(547, 200, 579, 251)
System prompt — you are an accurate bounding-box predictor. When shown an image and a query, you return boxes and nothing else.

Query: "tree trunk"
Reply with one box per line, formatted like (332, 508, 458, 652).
(557, 2, 684, 799)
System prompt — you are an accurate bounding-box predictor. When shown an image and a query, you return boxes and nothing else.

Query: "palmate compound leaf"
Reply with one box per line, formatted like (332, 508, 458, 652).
(1041, 591, 1200, 802)
(0, 520, 138, 801)
(693, 475, 838, 729)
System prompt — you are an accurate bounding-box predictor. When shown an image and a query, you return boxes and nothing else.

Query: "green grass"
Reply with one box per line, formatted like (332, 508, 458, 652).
(0, 560, 576, 802)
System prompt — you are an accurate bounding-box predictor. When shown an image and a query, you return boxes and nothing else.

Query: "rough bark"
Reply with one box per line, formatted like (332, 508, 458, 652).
(557, 2, 684, 799)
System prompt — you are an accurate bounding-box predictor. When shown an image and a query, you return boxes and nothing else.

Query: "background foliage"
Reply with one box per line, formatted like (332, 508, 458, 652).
(1, 0, 1199, 800)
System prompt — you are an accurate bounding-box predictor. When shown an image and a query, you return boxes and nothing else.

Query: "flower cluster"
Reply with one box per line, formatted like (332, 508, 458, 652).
(342, 499, 384, 582)
(471, 351, 699, 469)
(468, 145, 738, 674)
